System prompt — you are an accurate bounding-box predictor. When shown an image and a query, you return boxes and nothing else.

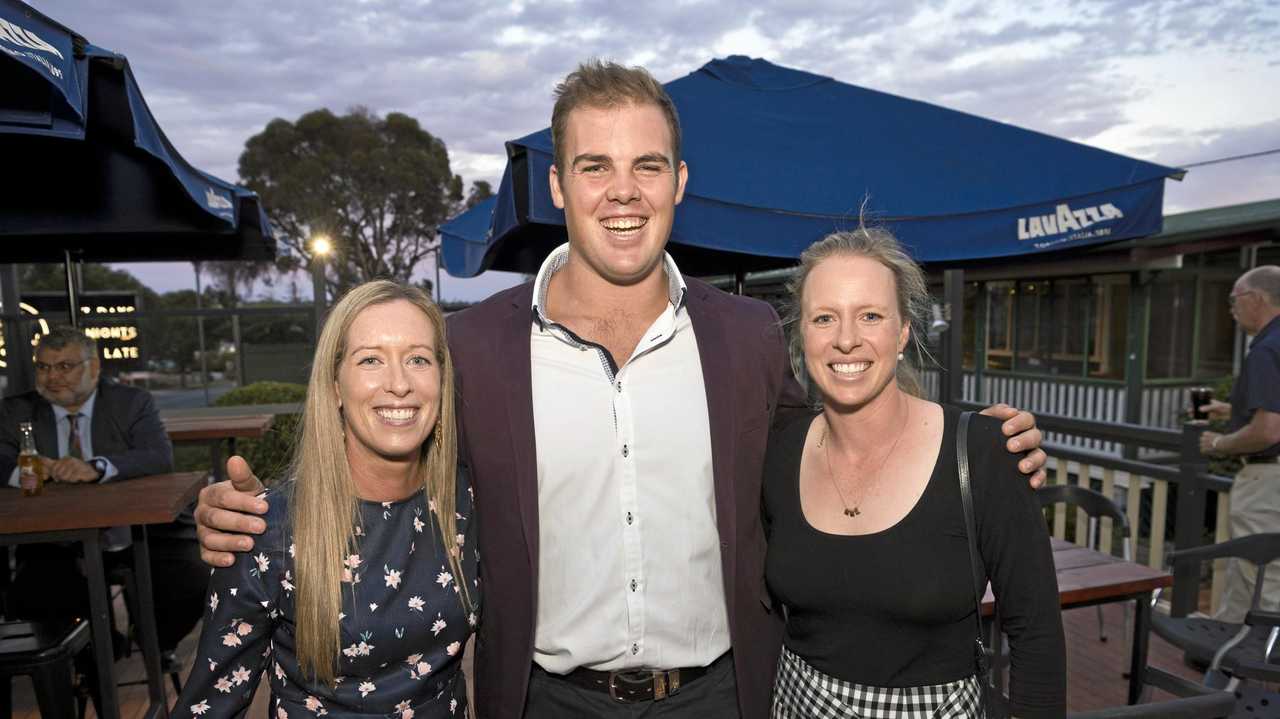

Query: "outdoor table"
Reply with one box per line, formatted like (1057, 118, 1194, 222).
(982, 537, 1173, 705)
(163, 414, 274, 480)
(0, 472, 206, 719)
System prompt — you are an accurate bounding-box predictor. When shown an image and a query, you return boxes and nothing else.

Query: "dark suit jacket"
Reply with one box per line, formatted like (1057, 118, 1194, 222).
(447, 277, 807, 719)
(0, 378, 174, 483)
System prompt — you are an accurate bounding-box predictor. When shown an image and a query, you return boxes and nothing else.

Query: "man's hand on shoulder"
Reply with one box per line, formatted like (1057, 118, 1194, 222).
(50, 456, 99, 483)
(195, 456, 268, 568)
(979, 403, 1047, 488)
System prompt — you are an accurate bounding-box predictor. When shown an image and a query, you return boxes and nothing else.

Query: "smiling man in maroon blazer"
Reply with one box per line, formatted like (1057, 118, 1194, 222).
(193, 61, 1046, 718)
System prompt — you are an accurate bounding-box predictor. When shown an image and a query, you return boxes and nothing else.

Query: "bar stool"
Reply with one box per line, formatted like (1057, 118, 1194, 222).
(108, 563, 183, 694)
(0, 617, 90, 719)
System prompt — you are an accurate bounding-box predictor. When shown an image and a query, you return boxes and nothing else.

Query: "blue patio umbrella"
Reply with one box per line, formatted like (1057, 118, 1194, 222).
(0, 0, 273, 268)
(441, 56, 1183, 278)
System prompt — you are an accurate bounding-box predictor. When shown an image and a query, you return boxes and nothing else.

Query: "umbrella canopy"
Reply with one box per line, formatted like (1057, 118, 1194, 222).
(0, 0, 273, 263)
(442, 55, 1183, 278)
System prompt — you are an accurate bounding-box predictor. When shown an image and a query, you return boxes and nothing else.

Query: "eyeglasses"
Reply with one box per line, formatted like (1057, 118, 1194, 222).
(1229, 290, 1257, 307)
(34, 359, 89, 375)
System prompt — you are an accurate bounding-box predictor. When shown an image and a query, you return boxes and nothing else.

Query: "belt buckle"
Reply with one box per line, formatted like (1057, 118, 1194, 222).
(608, 669, 663, 703)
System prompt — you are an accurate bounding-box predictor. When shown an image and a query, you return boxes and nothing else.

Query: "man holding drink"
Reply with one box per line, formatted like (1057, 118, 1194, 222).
(1199, 265, 1280, 620)
(0, 327, 205, 665)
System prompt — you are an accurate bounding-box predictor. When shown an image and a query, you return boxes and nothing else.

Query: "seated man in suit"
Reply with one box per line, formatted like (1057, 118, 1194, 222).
(1, 326, 206, 664)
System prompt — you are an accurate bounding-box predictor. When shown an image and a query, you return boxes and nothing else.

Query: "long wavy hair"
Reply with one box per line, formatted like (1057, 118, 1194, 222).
(784, 226, 932, 398)
(290, 280, 470, 683)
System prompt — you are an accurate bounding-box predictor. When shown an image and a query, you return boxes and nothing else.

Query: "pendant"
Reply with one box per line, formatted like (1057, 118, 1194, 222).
(844, 507, 861, 518)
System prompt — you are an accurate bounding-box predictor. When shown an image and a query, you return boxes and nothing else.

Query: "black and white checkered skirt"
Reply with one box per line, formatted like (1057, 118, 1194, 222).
(771, 646, 985, 719)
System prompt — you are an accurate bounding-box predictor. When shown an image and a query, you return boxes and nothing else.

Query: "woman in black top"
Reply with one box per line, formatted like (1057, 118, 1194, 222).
(764, 229, 1065, 718)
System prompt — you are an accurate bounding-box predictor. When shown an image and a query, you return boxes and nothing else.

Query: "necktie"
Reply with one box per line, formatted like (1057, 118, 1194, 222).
(67, 413, 84, 459)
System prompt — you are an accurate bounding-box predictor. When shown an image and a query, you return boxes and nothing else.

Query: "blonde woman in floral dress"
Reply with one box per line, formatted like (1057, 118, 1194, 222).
(172, 281, 479, 719)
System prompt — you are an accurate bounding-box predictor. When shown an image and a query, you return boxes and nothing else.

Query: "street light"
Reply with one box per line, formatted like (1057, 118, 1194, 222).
(311, 234, 332, 336)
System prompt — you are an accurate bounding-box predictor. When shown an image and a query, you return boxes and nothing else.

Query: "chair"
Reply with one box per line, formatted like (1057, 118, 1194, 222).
(1037, 484, 1133, 641)
(1150, 533, 1280, 689)
(1067, 667, 1237, 717)
(0, 618, 91, 719)
(108, 562, 183, 695)
(1213, 608, 1280, 690)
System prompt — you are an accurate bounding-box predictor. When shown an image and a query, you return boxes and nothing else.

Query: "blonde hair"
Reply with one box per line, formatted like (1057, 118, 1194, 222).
(784, 226, 931, 398)
(290, 280, 469, 683)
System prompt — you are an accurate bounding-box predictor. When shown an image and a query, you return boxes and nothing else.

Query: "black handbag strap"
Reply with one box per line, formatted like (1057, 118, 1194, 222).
(958, 411, 1008, 717)
(956, 412, 990, 658)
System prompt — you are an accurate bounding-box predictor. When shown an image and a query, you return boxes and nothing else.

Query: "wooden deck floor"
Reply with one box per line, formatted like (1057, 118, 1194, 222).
(6, 601, 1212, 717)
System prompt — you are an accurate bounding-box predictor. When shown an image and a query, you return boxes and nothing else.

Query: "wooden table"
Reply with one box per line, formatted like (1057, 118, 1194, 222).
(0, 473, 207, 719)
(163, 414, 274, 479)
(982, 538, 1172, 705)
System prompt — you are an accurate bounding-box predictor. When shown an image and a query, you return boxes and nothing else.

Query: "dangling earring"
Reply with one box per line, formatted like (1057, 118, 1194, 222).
(897, 351, 905, 361)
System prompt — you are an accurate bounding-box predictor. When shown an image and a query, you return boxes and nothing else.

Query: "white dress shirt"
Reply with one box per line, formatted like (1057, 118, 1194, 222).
(529, 244, 729, 673)
(8, 390, 125, 549)
(7, 390, 118, 487)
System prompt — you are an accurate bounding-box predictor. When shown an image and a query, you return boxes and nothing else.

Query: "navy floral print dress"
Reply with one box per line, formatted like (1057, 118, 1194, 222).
(172, 468, 480, 719)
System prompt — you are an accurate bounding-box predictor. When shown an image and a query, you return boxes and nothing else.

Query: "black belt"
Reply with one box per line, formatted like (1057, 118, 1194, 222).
(538, 651, 728, 703)
(1245, 455, 1279, 464)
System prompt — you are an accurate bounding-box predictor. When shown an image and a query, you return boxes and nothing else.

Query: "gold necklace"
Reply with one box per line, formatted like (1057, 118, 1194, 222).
(819, 401, 909, 519)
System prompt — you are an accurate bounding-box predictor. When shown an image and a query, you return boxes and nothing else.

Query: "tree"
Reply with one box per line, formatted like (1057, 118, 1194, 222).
(194, 260, 275, 308)
(18, 262, 157, 304)
(465, 180, 494, 210)
(144, 289, 209, 382)
(238, 107, 464, 297)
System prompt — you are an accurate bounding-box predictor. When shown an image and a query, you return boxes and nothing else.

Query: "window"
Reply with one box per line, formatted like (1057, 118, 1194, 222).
(986, 282, 1013, 370)
(1092, 279, 1128, 380)
(1146, 278, 1196, 379)
(1197, 279, 1235, 377)
(984, 276, 1125, 378)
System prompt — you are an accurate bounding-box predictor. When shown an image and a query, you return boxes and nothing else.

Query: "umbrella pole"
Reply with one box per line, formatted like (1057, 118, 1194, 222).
(64, 250, 79, 328)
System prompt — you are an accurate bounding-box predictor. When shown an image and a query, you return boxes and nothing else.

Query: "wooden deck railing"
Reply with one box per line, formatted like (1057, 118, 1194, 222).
(1040, 457, 1234, 614)
(953, 401, 1233, 617)
(922, 370, 1207, 456)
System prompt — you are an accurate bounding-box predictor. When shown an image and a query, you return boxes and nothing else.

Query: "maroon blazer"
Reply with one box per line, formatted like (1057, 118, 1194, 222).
(447, 277, 808, 719)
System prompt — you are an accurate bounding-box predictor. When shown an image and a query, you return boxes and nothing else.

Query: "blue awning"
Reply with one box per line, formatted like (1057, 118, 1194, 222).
(441, 196, 496, 282)
(443, 55, 1183, 278)
(0, 0, 273, 262)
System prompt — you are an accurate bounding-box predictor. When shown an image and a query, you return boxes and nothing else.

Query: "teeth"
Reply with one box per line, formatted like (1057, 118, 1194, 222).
(377, 408, 417, 421)
(831, 362, 870, 375)
(601, 217, 647, 232)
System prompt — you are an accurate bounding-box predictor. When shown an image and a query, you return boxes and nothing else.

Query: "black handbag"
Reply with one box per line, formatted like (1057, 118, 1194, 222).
(956, 411, 1010, 719)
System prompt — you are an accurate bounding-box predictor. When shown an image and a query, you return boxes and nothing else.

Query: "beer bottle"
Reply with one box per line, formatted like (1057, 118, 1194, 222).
(18, 421, 44, 496)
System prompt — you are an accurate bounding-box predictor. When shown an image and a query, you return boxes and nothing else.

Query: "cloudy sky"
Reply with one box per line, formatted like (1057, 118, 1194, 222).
(30, 0, 1280, 301)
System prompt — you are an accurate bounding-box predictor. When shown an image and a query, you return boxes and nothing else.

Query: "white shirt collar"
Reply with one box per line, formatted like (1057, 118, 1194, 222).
(51, 389, 97, 422)
(530, 243, 688, 328)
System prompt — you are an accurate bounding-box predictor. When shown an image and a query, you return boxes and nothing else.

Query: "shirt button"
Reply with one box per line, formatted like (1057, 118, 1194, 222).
(632, 644, 639, 655)
(622, 444, 630, 458)
(630, 579, 637, 592)
(616, 381, 622, 392)
(626, 512, 633, 525)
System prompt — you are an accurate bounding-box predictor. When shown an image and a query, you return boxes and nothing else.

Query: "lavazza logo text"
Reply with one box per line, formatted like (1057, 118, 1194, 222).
(205, 187, 234, 211)
(1017, 202, 1124, 244)
(0, 18, 64, 80)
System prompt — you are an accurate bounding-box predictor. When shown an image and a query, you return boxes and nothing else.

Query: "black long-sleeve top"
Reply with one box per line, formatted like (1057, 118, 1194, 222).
(764, 404, 1065, 718)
